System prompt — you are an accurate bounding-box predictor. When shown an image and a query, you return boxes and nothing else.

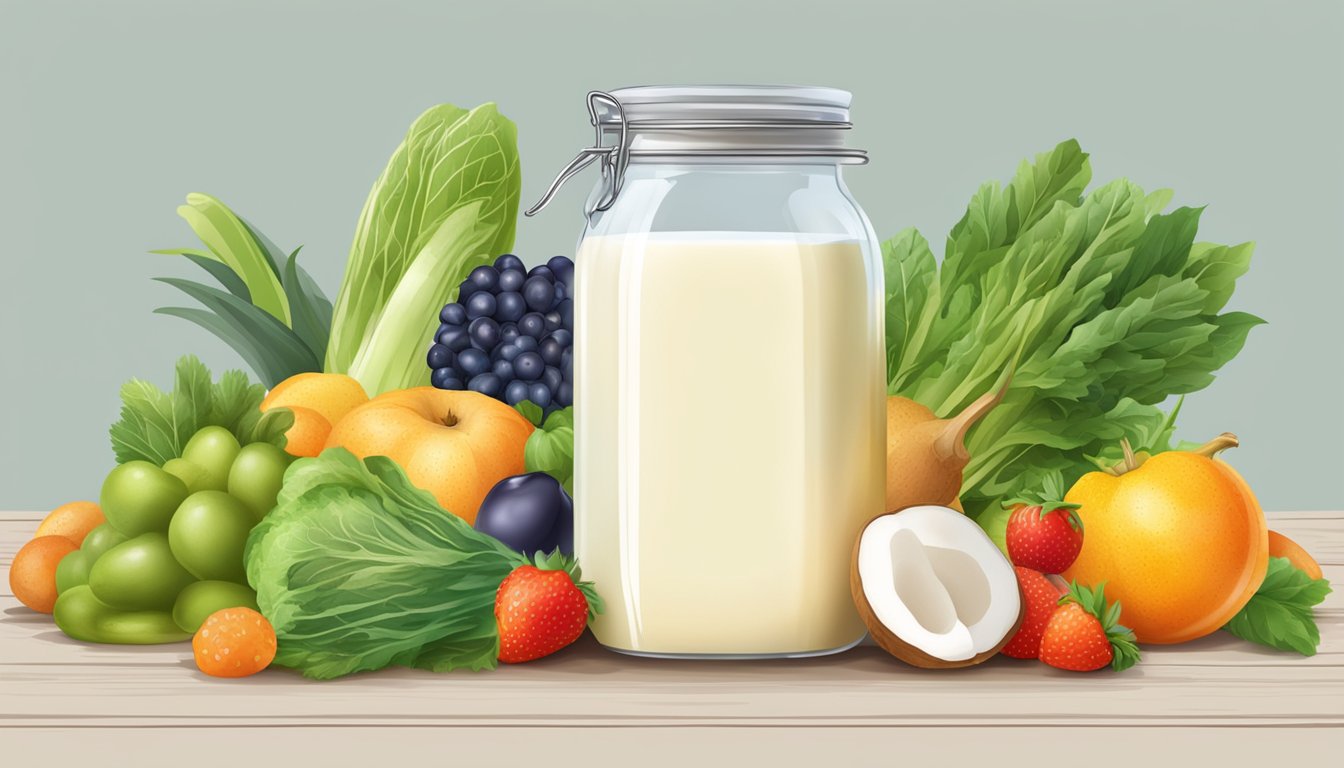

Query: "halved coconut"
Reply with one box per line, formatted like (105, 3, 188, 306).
(851, 505, 1023, 668)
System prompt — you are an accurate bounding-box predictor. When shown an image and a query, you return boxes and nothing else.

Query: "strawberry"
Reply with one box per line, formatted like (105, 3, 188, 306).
(1003, 474, 1084, 573)
(495, 550, 603, 663)
(1038, 581, 1140, 672)
(1000, 567, 1067, 659)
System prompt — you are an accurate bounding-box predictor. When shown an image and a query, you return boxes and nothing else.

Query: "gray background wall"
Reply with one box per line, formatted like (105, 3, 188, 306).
(2, 0, 1341, 510)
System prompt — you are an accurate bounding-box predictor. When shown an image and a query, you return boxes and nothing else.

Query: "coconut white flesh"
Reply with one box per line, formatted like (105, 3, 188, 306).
(858, 505, 1020, 662)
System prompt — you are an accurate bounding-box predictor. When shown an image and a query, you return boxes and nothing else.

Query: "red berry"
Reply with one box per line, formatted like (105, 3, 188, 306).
(1000, 567, 1066, 659)
(495, 556, 599, 664)
(1005, 503, 1084, 573)
(1038, 582, 1140, 673)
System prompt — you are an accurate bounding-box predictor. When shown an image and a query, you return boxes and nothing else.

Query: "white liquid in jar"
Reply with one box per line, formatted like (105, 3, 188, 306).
(575, 233, 884, 656)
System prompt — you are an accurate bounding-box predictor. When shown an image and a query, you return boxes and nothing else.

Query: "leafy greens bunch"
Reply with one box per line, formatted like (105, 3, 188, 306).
(154, 103, 521, 396)
(514, 402, 575, 494)
(244, 448, 536, 679)
(109, 354, 294, 465)
(883, 139, 1262, 539)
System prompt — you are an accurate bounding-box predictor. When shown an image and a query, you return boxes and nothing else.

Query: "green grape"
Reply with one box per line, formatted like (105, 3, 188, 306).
(55, 549, 93, 594)
(228, 442, 292, 522)
(173, 581, 259, 633)
(88, 532, 195, 611)
(80, 523, 128, 560)
(99, 461, 188, 536)
(181, 426, 241, 492)
(168, 491, 254, 583)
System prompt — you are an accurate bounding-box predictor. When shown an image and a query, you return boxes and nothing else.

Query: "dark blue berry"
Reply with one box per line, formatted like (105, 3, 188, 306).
(548, 256, 575, 292)
(528, 382, 553, 408)
(468, 373, 503, 397)
(528, 265, 555, 282)
(514, 351, 545, 381)
(523, 276, 555, 313)
(457, 348, 490, 377)
(465, 291, 497, 319)
(556, 381, 573, 407)
(514, 335, 538, 353)
(427, 343, 454, 369)
(467, 265, 500, 294)
(440, 303, 467, 326)
(544, 311, 562, 332)
(542, 365, 563, 394)
(468, 316, 501, 350)
(492, 359, 515, 381)
(519, 313, 546, 338)
(553, 282, 568, 303)
(539, 336, 564, 366)
(504, 380, 530, 405)
(550, 329, 573, 348)
(498, 343, 521, 361)
(495, 291, 526, 323)
(500, 324, 521, 343)
(495, 254, 526, 272)
(499, 268, 526, 293)
(557, 298, 573, 328)
(431, 368, 462, 390)
(438, 326, 470, 352)
(561, 348, 573, 381)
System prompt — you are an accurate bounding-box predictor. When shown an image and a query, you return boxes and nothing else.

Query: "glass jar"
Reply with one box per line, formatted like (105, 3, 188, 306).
(529, 86, 884, 658)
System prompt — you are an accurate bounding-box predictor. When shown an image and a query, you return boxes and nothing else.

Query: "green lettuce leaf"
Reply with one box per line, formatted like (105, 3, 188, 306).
(882, 139, 1263, 528)
(1223, 557, 1332, 656)
(344, 201, 497, 394)
(325, 103, 521, 393)
(244, 449, 528, 679)
(515, 404, 574, 494)
(109, 355, 286, 465)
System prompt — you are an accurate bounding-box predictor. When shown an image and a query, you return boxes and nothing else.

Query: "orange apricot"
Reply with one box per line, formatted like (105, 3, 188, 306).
(34, 501, 106, 546)
(1268, 530, 1324, 581)
(10, 536, 79, 613)
(280, 406, 332, 458)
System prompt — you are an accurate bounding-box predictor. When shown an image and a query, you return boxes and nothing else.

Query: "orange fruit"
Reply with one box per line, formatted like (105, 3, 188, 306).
(34, 501, 105, 546)
(1268, 530, 1323, 580)
(1063, 434, 1267, 644)
(261, 372, 368, 427)
(10, 536, 79, 613)
(193, 607, 277, 678)
(325, 388, 534, 524)
(280, 406, 332, 458)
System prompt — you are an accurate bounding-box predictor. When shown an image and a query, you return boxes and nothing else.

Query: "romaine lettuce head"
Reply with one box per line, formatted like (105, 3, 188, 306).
(245, 448, 525, 679)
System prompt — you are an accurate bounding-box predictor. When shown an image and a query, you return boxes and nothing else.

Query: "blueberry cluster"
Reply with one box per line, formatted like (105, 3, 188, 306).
(429, 254, 574, 413)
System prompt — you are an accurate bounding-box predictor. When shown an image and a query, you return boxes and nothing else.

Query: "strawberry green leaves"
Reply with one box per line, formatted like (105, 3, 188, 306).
(883, 139, 1264, 533)
(1060, 581, 1140, 672)
(1223, 557, 1333, 656)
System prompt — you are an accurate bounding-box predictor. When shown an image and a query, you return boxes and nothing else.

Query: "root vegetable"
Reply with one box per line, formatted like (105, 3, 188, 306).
(886, 375, 1009, 513)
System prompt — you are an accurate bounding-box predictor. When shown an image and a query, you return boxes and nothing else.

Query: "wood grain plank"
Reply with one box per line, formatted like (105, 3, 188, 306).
(1, 512, 1340, 730)
(8, 726, 1344, 768)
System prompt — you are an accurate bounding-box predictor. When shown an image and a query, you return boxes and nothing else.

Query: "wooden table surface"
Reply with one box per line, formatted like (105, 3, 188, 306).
(2, 510, 1340, 765)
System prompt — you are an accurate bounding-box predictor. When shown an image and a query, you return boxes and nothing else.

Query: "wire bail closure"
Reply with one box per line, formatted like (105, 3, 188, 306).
(525, 87, 869, 220)
(524, 91, 629, 219)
